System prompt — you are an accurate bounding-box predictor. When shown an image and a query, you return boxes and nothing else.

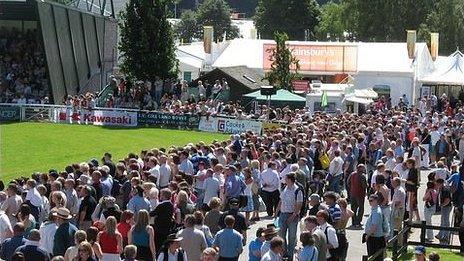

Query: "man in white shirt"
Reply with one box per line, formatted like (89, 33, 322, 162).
(39, 211, 58, 257)
(158, 155, 172, 189)
(0, 211, 12, 243)
(328, 150, 344, 193)
(275, 173, 303, 260)
(317, 210, 339, 260)
(391, 178, 405, 237)
(202, 170, 220, 209)
(260, 162, 281, 217)
(25, 179, 43, 222)
(147, 157, 160, 182)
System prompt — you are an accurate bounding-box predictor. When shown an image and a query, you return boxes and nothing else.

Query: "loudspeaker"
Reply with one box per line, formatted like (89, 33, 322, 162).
(260, 86, 276, 96)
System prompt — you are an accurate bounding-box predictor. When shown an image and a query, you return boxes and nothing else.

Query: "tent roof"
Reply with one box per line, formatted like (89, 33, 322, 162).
(421, 51, 464, 85)
(244, 89, 306, 102)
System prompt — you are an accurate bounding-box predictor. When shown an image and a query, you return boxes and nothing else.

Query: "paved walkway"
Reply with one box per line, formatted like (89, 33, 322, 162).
(239, 168, 461, 260)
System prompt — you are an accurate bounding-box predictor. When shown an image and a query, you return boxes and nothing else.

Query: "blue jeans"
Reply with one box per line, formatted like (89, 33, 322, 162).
(278, 212, 299, 260)
(437, 205, 452, 240)
(424, 205, 435, 240)
(329, 174, 342, 193)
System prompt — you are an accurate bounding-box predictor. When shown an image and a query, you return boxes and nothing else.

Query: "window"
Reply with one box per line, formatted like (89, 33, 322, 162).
(183, 72, 192, 82)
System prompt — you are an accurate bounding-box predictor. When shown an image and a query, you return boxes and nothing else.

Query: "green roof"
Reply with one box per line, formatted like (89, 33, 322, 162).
(243, 89, 306, 102)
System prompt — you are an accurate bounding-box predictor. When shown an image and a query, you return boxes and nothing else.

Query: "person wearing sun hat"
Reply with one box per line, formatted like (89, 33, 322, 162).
(156, 234, 186, 261)
(53, 207, 78, 256)
(414, 245, 427, 261)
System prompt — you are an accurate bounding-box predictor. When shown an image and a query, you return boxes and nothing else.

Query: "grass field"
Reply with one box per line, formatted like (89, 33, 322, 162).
(0, 122, 229, 182)
(388, 246, 464, 260)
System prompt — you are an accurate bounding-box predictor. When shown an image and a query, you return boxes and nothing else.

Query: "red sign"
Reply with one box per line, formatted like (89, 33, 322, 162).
(263, 44, 358, 73)
(292, 80, 310, 92)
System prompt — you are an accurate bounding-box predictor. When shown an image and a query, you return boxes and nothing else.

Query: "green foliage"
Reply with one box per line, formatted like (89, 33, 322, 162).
(119, 0, 178, 81)
(175, 10, 201, 43)
(315, 1, 346, 41)
(255, 0, 321, 40)
(265, 32, 300, 91)
(196, 0, 240, 41)
(419, 0, 464, 55)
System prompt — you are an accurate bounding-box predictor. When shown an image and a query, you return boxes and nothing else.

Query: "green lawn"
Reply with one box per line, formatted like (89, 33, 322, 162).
(0, 122, 228, 182)
(388, 246, 464, 260)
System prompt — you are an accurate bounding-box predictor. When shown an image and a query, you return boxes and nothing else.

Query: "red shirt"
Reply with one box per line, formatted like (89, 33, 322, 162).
(117, 222, 131, 245)
(99, 231, 119, 254)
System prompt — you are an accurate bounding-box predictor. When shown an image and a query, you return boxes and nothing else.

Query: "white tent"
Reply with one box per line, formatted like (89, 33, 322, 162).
(421, 50, 464, 85)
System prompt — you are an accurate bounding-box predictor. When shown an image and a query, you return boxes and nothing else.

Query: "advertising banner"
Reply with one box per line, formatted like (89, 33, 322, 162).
(263, 43, 358, 73)
(262, 121, 282, 132)
(138, 111, 199, 127)
(0, 106, 21, 122)
(292, 80, 310, 93)
(54, 108, 137, 127)
(199, 116, 263, 134)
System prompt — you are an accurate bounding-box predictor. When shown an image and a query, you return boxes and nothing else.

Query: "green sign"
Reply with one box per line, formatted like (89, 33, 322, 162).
(0, 106, 21, 122)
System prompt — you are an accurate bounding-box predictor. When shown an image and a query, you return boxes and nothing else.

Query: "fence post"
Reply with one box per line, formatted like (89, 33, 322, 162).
(420, 221, 426, 244)
(392, 229, 399, 261)
(362, 255, 368, 261)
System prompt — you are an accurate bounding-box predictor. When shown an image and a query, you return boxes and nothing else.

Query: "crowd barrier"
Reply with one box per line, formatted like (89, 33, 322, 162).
(0, 103, 287, 134)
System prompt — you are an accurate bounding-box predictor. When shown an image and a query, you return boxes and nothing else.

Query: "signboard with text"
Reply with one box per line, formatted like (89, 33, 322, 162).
(292, 80, 310, 92)
(199, 116, 262, 134)
(137, 111, 199, 127)
(0, 106, 21, 122)
(54, 109, 137, 127)
(263, 43, 358, 73)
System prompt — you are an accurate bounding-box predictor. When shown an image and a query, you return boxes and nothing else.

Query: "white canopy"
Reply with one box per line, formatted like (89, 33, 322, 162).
(421, 51, 464, 85)
(344, 95, 375, 105)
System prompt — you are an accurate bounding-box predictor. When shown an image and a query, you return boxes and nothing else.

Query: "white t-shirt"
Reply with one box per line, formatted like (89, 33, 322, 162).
(203, 177, 220, 204)
(0, 212, 12, 243)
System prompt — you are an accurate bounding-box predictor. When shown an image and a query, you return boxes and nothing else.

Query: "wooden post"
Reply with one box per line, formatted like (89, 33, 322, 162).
(420, 221, 426, 244)
(392, 229, 399, 261)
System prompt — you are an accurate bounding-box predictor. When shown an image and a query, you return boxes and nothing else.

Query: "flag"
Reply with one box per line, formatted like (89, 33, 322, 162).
(321, 91, 328, 107)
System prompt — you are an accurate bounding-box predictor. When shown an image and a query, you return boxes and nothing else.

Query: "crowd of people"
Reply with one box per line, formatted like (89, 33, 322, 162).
(1, 99, 464, 261)
(0, 28, 50, 104)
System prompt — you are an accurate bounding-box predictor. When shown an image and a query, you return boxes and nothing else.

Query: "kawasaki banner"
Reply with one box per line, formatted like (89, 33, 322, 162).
(0, 106, 21, 122)
(53, 108, 137, 127)
(137, 111, 199, 128)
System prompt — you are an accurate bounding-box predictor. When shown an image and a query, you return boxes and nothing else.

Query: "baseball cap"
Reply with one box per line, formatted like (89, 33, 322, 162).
(414, 245, 426, 255)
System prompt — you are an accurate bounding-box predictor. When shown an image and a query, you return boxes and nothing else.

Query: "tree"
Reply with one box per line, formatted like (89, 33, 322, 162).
(175, 10, 201, 43)
(196, 0, 240, 41)
(254, 0, 321, 40)
(419, 0, 464, 55)
(315, 1, 346, 41)
(265, 32, 300, 91)
(119, 0, 178, 81)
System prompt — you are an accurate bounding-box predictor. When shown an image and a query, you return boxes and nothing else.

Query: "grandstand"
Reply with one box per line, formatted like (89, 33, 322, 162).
(0, 0, 117, 104)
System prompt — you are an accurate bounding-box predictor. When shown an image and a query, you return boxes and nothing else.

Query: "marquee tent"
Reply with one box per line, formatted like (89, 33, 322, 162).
(421, 50, 464, 85)
(243, 89, 306, 108)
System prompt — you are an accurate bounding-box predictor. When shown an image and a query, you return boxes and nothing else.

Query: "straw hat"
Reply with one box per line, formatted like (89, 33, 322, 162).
(52, 207, 72, 220)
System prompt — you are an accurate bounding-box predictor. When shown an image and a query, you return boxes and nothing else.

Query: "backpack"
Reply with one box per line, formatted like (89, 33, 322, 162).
(319, 152, 330, 170)
(163, 248, 185, 261)
(324, 225, 341, 257)
(283, 182, 307, 219)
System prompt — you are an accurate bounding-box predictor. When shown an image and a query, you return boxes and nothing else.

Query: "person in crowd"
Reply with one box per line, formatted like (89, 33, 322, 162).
(213, 215, 243, 261)
(218, 198, 247, 244)
(303, 216, 326, 261)
(390, 177, 406, 236)
(435, 178, 452, 243)
(0, 223, 26, 261)
(364, 194, 386, 261)
(405, 158, 420, 222)
(316, 210, 338, 261)
(117, 210, 134, 247)
(177, 214, 207, 261)
(15, 229, 49, 261)
(150, 188, 175, 252)
(86, 227, 102, 260)
(193, 211, 214, 247)
(74, 242, 96, 261)
(39, 210, 58, 257)
(275, 172, 303, 260)
(347, 164, 367, 227)
(336, 198, 352, 260)
(204, 197, 223, 236)
(2, 184, 23, 223)
(248, 227, 265, 261)
(156, 234, 187, 261)
(64, 230, 87, 261)
(423, 181, 437, 242)
(78, 186, 97, 231)
(223, 165, 246, 204)
(97, 216, 123, 260)
(260, 236, 284, 261)
(297, 231, 318, 261)
(0, 209, 13, 244)
(128, 210, 156, 261)
(201, 247, 217, 261)
(307, 194, 326, 217)
(323, 192, 341, 228)
(122, 245, 137, 261)
(260, 162, 280, 217)
(54, 208, 78, 256)
(414, 245, 427, 261)
(127, 186, 150, 215)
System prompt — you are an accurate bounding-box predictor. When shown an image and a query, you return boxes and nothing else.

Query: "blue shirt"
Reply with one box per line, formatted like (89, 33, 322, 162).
(179, 159, 194, 175)
(213, 228, 243, 258)
(365, 206, 384, 237)
(127, 195, 151, 213)
(299, 245, 318, 261)
(394, 146, 404, 158)
(248, 238, 263, 261)
(328, 203, 342, 222)
(225, 174, 245, 198)
(101, 177, 113, 197)
(0, 235, 26, 261)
